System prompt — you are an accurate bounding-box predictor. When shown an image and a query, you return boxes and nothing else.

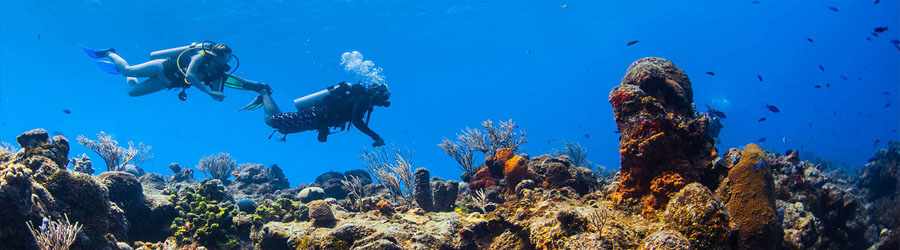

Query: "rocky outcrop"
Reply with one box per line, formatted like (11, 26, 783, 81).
(228, 163, 289, 199)
(716, 144, 781, 250)
(414, 168, 434, 211)
(432, 179, 459, 212)
(640, 230, 691, 250)
(307, 200, 336, 227)
(608, 57, 721, 214)
(663, 182, 729, 249)
(312, 170, 372, 200)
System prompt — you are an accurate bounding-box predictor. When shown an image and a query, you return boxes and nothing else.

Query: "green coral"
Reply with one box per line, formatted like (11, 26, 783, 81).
(170, 180, 239, 249)
(251, 197, 308, 226)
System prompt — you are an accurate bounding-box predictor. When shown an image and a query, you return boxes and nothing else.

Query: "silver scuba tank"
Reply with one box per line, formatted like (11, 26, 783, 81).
(149, 44, 194, 60)
(293, 84, 340, 111)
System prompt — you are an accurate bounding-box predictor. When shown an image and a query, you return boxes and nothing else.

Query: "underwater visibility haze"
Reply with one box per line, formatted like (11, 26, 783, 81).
(0, 0, 899, 249)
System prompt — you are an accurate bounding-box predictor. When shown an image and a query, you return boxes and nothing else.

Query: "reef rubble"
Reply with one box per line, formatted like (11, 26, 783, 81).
(1, 57, 897, 250)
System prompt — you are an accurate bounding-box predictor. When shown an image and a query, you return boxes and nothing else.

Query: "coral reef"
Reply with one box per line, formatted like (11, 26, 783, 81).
(608, 57, 721, 214)
(0, 58, 896, 250)
(167, 162, 194, 183)
(170, 180, 239, 249)
(716, 144, 781, 249)
(662, 182, 729, 249)
(413, 168, 434, 211)
(228, 163, 289, 199)
(197, 152, 237, 183)
(77, 131, 151, 172)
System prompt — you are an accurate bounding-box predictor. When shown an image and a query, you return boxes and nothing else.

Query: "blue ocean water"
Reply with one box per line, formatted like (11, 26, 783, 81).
(1, 0, 897, 183)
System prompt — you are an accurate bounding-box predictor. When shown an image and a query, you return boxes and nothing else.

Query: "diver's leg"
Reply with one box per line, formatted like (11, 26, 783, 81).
(317, 127, 329, 142)
(260, 93, 281, 118)
(128, 77, 171, 97)
(107, 53, 165, 78)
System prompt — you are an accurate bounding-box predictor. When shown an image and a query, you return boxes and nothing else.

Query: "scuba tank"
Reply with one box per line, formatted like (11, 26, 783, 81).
(292, 83, 347, 111)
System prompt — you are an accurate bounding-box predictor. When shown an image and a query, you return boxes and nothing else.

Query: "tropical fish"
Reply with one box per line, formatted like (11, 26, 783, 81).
(827, 6, 840, 12)
(766, 105, 781, 113)
(706, 105, 727, 119)
(705, 71, 716, 76)
(757, 74, 764, 82)
(626, 40, 639, 47)
(758, 117, 767, 122)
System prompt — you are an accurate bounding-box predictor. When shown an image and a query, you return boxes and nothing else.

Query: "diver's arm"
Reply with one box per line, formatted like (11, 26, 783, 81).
(351, 102, 384, 146)
(184, 54, 207, 92)
(185, 54, 224, 101)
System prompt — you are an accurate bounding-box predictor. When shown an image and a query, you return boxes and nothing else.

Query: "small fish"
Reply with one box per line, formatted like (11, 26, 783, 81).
(874, 26, 889, 33)
(867, 36, 873, 41)
(705, 71, 716, 76)
(752, 0, 760, 4)
(892, 129, 897, 133)
(883, 91, 891, 95)
(757, 117, 767, 122)
(885, 103, 892, 108)
(827, 6, 840, 12)
(62, 109, 71, 114)
(706, 105, 727, 119)
(825, 83, 831, 88)
(766, 104, 781, 113)
(840, 74, 848, 80)
(584, 133, 592, 139)
(874, 139, 881, 146)
(626, 40, 640, 47)
(756, 137, 767, 143)
(875, 0, 880, 4)
(818, 65, 825, 72)
(37, 34, 41, 40)
(757, 74, 764, 82)
(891, 40, 900, 51)
(814, 84, 822, 89)
(807, 37, 815, 43)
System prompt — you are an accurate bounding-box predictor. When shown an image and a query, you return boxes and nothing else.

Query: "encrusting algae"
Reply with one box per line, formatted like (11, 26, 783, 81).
(0, 58, 896, 249)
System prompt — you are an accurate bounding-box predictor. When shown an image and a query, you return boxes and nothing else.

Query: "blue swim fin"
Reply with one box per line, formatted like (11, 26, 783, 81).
(82, 47, 120, 75)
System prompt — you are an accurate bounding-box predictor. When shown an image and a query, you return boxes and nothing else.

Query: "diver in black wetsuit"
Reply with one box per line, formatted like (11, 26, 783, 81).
(241, 82, 391, 147)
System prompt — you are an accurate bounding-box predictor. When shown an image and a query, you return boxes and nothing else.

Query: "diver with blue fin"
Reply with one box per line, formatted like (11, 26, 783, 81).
(83, 41, 258, 101)
(241, 82, 391, 147)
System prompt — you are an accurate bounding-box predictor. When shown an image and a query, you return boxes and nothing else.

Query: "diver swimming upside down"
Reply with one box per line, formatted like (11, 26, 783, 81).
(242, 82, 391, 147)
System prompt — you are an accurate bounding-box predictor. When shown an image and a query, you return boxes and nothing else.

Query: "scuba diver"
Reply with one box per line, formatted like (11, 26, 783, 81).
(241, 82, 391, 147)
(83, 41, 254, 101)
